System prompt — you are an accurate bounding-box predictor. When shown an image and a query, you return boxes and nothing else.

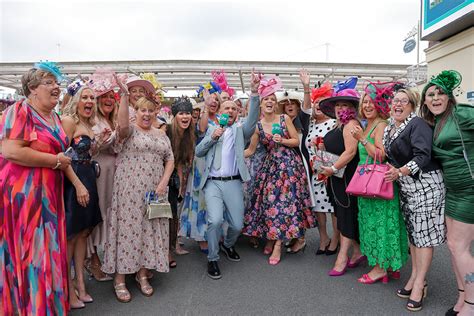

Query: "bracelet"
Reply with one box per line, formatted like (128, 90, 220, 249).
(304, 91, 310, 94)
(330, 165, 339, 173)
(397, 169, 403, 178)
(52, 154, 61, 170)
(361, 139, 369, 146)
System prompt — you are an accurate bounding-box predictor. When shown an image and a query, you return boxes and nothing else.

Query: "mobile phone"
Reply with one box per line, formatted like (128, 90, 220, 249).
(64, 147, 74, 158)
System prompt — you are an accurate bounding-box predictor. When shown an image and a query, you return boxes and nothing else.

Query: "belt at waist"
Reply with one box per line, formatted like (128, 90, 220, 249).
(209, 174, 241, 181)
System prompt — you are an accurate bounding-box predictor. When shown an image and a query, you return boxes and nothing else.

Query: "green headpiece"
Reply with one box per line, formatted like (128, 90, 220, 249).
(423, 70, 462, 97)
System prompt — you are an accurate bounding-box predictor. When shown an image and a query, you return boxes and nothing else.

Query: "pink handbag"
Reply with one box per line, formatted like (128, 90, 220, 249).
(346, 150, 394, 200)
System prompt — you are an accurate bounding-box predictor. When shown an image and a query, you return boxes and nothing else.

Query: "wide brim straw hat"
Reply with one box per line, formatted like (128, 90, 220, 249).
(126, 75, 155, 95)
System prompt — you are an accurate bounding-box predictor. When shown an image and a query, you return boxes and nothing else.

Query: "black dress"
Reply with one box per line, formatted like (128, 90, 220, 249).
(324, 126, 360, 240)
(64, 135, 102, 239)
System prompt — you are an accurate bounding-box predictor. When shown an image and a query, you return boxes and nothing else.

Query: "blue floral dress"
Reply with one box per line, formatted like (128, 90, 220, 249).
(243, 115, 315, 240)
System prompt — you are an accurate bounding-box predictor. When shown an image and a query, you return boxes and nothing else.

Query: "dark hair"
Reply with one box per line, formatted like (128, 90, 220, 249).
(419, 84, 456, 139)
(168, 116, 195, 168)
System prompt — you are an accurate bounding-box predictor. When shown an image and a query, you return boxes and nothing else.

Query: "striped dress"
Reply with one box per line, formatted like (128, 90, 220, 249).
(0, 101, 69, 315)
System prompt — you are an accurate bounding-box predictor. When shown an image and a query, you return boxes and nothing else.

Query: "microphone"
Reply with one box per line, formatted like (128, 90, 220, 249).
(271, 123, 282, 136)
(219, 113, 229, 128)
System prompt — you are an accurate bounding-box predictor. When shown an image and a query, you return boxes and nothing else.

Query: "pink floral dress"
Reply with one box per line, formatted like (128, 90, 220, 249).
(243, 115, 315, 240)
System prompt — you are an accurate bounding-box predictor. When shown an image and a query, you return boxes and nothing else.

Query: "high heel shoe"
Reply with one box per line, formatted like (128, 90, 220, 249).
(328, 258, 349, 276)
(445, 289, 465, 316)
(315, 239, 331, 255)
(70, 300, 85, 309)
(357, 273, 389, 284)
(268, 243, 281, 265)
(388, 270, 400, 280)
(73, 280, 93, 303)
(397, 282, 427, 299)
(287, 241, 306, 254)
(84, 259, 113, 282)
(325, 242, 339, 256)
(348, 255, 367, 268)
(406, 286, 428, 312)
(263, 241, 275, 255)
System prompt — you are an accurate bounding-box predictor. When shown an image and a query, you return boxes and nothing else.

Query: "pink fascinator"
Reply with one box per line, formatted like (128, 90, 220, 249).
(211, 70, 235, 98)
(89, 68, 117, 97)
(364, 81, 400, 118)
(258, 75, 282, 98)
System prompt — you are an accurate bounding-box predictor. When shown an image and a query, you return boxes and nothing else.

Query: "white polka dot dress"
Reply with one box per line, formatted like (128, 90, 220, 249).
(305, 119, 336, 213)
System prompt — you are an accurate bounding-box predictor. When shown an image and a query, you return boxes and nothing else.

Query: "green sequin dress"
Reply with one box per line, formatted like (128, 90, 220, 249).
(357, 123, 409, 270)
(433, 104, 474, 224)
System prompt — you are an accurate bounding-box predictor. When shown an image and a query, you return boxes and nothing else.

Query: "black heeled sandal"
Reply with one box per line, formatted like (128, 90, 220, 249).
(445, 289, 464, 316)
(406, 285, 428, 312)
(397, 282, 427, 299)
(325, 242, 339, 256)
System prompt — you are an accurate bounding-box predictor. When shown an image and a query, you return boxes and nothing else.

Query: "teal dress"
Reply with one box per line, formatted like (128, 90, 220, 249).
(433, 104, 474, 224)
(357, 123, 408, 270)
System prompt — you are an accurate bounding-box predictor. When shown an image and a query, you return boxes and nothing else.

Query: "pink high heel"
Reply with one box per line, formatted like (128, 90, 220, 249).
(268, 257, 281, 265)
(328, 259, 349, 276)
(348, 255, 367, 268)
(357, 273, 389, 284)
(389, 270, 401, 280)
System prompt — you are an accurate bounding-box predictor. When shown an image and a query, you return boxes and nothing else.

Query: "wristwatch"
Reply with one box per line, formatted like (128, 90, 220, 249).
(397, 169, 403, 178)
(361, 139, 369, 146)
(330, 165, 339, 173)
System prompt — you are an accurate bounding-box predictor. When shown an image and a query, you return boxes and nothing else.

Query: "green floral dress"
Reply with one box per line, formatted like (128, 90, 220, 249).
(357, 123, 409, 270)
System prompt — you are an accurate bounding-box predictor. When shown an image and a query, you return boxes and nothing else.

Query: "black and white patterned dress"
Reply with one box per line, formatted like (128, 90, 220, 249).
(305, 118, 336, 213)
(383, 113, 446, 247)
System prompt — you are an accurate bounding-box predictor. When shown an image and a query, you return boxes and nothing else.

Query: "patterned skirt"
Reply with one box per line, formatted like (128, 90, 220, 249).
(398, 169, 446, 247)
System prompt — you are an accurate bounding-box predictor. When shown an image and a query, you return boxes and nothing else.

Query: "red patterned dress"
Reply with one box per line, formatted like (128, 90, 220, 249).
(0, 101, 69, 315)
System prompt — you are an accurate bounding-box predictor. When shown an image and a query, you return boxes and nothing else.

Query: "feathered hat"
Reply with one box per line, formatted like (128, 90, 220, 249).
(319, 77, 360, 119)
(311, 82, 333, 103)
(364, 81, 400, 118)
(422, 70, 462, 97)
(171, 97, 193, 117)
(211, 70, 235, 98)
(33, 60, 64, 82)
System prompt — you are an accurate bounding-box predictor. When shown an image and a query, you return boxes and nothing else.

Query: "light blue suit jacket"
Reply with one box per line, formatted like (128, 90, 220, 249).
(195, 95, 260, 190)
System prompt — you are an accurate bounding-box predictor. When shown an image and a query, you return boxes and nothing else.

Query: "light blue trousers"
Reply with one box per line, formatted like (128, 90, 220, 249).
(203, 179, 244, 261)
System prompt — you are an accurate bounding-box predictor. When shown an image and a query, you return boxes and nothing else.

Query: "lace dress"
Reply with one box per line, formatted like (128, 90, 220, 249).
(357, 124, 408, 270)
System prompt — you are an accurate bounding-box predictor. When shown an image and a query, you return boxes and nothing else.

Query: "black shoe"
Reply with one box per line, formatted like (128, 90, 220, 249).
(207, 261, 221, 280)
(220, 244, 241, 262)
(397, 287, 412, 299)
(445, 306, 459, 316)
(325, 243, 339, 256)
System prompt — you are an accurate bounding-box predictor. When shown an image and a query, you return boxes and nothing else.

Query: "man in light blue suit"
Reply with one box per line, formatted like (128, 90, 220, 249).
(195, 72, 261, 279)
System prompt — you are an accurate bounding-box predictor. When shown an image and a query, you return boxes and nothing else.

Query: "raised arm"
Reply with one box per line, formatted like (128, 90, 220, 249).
(242, 71, 261, 140)
(299, 69, 311, 111)
(115, 74, 131, 139)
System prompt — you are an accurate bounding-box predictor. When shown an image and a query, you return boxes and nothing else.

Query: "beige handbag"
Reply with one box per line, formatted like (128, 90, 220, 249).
(145, 191, 173, 220)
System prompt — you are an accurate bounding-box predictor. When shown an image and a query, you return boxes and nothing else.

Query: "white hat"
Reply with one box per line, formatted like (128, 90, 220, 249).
(275, 90, 304, 104)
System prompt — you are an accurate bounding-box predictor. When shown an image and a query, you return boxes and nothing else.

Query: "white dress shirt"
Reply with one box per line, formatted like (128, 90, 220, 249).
(209, 128, 239, 177)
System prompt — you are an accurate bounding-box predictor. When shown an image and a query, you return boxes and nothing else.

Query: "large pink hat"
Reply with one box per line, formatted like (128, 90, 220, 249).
(258, 75, 282, 98)
(319, 89, 360, 119)
(89, 68, 117, 97)
(126, 75, 155, 95)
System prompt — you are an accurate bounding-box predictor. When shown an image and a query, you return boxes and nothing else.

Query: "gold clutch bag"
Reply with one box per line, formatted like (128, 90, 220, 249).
(145, 191, 173, 220)
(146, 202, 173, 220)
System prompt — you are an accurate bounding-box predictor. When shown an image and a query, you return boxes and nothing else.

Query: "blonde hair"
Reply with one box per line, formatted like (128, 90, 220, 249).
(96, 91, 118, 130)
(134, 96, 158, 111)
(62, 86, 96, 125)
(394, 88, 419, 112)
(21, 69, 54, 96)
(358, 92, 389, 120)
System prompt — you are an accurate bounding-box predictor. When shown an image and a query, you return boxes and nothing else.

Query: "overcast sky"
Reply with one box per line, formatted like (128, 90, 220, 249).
(1, 0, 427, 65)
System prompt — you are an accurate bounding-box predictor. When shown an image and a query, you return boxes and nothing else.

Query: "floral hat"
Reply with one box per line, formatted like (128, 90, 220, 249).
(196, 81, 222, 99)
(258, 75, 282, 98)
(422, 70, 462, 97)
(89, 68, 117, 97)
(364, 81, 400, 118)
(66, 78, 92, 96)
